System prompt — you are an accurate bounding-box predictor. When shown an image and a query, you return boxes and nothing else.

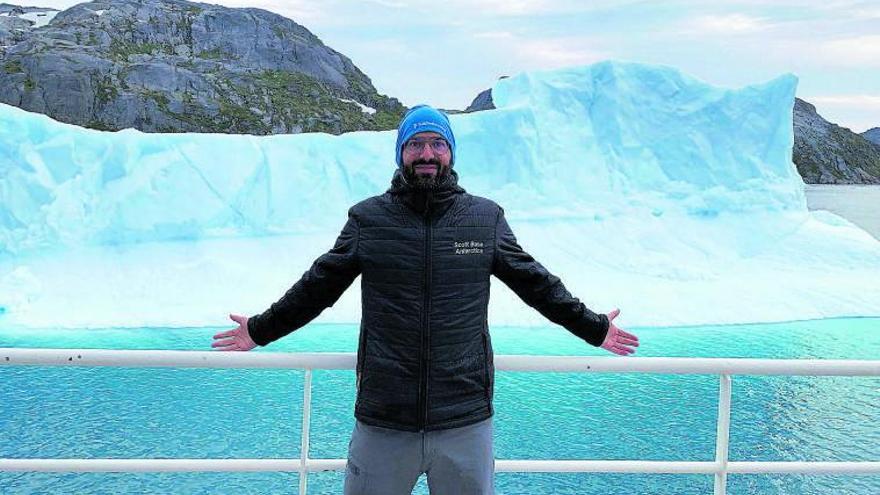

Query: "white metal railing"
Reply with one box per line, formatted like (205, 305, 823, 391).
(1, 348, 879, 495)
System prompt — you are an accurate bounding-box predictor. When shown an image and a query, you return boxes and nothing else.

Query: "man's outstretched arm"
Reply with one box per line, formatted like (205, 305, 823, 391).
(491, 207, 638, 355)
(213, 211, 361, 350)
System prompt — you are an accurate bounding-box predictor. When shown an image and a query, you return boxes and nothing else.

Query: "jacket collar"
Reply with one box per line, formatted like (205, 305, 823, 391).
(387, 168, 465, 216)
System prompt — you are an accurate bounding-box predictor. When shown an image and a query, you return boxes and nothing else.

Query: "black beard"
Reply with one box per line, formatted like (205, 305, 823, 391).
(404, 159, 447, 189)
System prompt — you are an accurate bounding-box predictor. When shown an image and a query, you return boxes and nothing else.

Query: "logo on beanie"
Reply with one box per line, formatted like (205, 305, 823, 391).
(410, 121, 444, 132)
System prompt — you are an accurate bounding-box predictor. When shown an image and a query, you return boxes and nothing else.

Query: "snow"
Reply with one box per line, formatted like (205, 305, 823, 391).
(340, 98, 377, 114)
(20, 11, 57, 28)
(94, 9, 106, 17)
(1, 60, 878, 331)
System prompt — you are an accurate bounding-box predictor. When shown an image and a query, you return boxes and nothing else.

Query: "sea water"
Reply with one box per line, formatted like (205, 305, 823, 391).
(805, 185, 880, 241)
(1, 318, 878, 494)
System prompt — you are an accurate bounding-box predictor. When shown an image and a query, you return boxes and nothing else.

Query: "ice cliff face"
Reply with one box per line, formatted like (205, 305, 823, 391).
(1, 61, 878, 330)
(467, 81, 880, 185)
(0, 61, 806, 254)
(464, 62, 805, 215)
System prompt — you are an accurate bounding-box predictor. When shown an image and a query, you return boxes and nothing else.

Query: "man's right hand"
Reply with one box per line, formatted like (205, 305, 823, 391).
(212, 313, 258, 351)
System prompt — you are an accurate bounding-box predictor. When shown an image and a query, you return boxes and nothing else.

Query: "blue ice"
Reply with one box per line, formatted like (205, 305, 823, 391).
(0, 61, 878, 329)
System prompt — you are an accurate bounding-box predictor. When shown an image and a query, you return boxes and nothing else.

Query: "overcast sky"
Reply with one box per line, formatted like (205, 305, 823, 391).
(26, 0, 880, 132)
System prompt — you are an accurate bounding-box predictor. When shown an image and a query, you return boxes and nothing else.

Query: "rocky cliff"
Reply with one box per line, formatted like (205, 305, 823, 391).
(863, 127, 880, 148)
(0, 0, 405, 134)
(792, 98, 880, 184)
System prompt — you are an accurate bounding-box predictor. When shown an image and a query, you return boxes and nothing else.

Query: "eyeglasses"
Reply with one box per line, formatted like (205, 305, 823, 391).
(403, 138, 449, 155)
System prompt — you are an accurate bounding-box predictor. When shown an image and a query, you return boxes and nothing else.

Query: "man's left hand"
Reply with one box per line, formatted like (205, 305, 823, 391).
(600, 308, 639, 356)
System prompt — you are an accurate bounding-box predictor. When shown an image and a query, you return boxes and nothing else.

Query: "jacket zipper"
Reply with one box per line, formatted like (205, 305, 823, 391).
(418, 192, 433, 431)
(356, 326, 367, 397)
(481, 331, 491, 397)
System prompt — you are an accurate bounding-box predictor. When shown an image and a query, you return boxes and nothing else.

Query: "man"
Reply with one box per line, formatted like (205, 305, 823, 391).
(212, 105, 639, 494)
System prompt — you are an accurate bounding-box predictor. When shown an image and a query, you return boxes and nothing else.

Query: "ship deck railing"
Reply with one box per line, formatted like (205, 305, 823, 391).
(1, 348, 879, 495)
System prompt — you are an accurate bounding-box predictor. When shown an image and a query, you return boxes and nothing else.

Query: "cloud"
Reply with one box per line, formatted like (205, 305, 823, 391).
(516, 38, 608, 67)
(364, 0, 409, 7)
(341, 37, 411, 57)
(808, 94, 880, 108)
(472, 31, 516, 40)
(431, 0, 649, 17)
(814, 0, 880, 18)
(468, 30, 608, 69)
(680, 13, 772, 35)
(441, 0, 555, 16)
(818, 35, 880, 67)
(849, 5, 880, 19)
(806, 94, 880, 132)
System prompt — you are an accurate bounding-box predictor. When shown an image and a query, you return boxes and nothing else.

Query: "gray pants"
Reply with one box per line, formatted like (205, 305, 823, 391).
(343, 416, 495, 495)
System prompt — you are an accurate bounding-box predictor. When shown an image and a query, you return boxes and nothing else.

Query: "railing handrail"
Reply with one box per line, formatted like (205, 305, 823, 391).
(3, 458, 878, 474)
(2, 347, 879, 495)
(2, 348, 879, 375)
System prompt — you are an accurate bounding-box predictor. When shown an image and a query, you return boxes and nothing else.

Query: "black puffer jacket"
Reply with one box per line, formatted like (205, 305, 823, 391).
(248, 169, 609, 432)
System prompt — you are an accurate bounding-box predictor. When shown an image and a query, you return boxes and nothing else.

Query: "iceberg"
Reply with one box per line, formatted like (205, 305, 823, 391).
(1, 60, 878, 330)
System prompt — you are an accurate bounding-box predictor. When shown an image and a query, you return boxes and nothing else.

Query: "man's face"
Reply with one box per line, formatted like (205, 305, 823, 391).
(401, 131, 452, 188)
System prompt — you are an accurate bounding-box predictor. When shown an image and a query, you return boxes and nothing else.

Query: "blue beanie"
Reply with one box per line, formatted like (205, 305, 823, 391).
(395, 104, 456, 169)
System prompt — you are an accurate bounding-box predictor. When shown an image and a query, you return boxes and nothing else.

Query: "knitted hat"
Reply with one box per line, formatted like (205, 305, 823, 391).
(395, 105, 456, 169)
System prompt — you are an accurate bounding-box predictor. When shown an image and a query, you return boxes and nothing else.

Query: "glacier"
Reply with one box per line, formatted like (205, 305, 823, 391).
(1, 60, 879, 331)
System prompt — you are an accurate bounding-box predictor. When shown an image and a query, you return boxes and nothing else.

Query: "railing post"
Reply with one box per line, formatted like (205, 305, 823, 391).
(300, 369, 313, 495)
(714, 374, 732, 495)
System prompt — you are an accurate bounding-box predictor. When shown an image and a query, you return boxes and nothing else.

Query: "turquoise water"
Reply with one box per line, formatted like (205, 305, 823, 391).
(1, 318, 878, 494)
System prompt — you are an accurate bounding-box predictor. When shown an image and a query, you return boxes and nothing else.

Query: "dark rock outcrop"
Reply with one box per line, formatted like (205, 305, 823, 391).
(863, 127, 880, 148)
(464, 88, 493, 112)
(463, 76, 507, 113)
(793, 98, 880, 184)
(0, 0, 405, 134)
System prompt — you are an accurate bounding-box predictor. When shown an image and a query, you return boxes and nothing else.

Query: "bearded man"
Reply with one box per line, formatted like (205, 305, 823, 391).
(213, 105, 639, 495)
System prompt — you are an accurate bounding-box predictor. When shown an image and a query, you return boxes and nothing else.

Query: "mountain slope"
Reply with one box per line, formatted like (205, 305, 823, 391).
(0, 0, 405, 134)
(793, 98, 880, 184)
(863, 127, 880, 148)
